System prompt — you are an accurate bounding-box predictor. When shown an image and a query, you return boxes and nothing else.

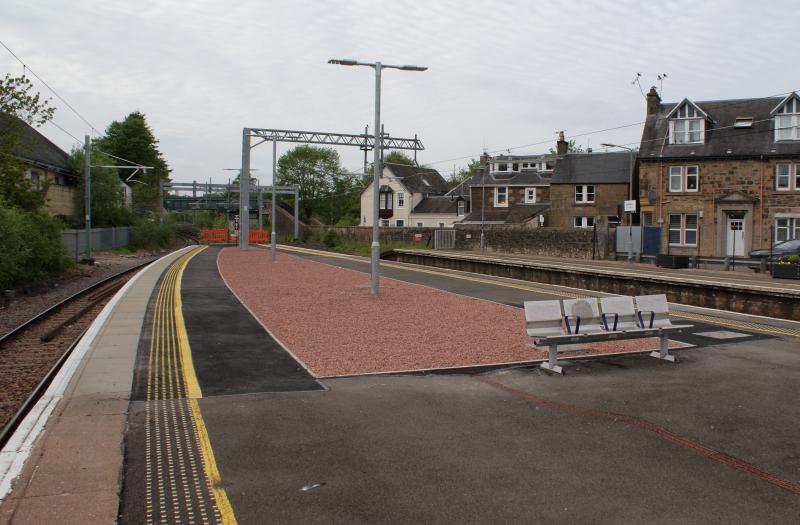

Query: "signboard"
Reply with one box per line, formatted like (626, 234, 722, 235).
(623, 200, 637, 213)
(414, 233, 422, 242)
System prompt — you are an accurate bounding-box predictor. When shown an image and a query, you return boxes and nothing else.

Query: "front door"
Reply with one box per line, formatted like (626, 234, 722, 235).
(726, 215, 745, 256)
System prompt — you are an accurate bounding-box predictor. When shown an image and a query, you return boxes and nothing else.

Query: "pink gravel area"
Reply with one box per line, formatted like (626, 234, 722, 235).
(217, 248, 688, 377)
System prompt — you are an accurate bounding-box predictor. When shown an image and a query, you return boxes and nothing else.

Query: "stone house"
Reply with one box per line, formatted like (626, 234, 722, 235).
(458, 152, 555, 227)
(359, 163, 467, 227)
(1, 115, 79, 218)
(638, 87, 800, 257)
(548, 151, 633, 229)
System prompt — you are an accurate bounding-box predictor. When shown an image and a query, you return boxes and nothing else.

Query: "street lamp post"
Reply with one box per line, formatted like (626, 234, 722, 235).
(328, 58, 427, 295)
(602, 143, 636, 263)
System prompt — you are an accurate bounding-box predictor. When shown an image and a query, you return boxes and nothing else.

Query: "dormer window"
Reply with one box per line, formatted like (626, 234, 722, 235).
(669, 103, 705, 144)
(775, 96, 800, 141)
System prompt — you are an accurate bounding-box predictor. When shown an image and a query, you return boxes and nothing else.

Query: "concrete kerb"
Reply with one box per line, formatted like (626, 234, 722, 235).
(0, 246, 194, 503)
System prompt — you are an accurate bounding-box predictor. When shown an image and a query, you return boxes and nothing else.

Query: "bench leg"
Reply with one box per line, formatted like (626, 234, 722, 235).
(540, 343, 564, 374)
(649, 333, 676, 363)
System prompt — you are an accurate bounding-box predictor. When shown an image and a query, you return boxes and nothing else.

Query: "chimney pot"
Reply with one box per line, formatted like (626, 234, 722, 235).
(556, 130, 568, 155)
(646, 86, 661, 116)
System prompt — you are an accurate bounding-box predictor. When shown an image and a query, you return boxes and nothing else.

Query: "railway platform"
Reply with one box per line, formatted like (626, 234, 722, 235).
(1, 244, 799, 524)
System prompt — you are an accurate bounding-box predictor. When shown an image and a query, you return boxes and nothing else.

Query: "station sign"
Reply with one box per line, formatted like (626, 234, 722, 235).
(623, 200, 637, 213)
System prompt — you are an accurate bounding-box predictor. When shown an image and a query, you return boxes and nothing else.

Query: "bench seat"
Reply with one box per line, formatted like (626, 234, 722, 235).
(524, 294, 691, 374)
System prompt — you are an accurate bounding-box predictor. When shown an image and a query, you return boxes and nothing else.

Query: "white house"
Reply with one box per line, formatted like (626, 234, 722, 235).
(360, 163, 467, 227)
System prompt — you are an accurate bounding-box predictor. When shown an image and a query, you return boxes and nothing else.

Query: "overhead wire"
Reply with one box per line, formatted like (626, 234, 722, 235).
(0, 39, 101, 137)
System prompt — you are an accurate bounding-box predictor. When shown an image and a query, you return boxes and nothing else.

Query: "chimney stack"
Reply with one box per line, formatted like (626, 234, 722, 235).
(646, 86, 661, 116)
(479, 151, 490, 166)
(556, 131, 568, 155)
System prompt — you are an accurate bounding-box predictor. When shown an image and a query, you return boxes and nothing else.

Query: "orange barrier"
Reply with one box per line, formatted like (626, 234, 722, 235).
(200, 229, 229, 243)
(249, 229, 270, 243)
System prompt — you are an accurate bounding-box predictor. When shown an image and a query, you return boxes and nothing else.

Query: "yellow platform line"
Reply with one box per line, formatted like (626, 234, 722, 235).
(173, 246, 206, 400)
(276, 244, 800, 339)
(172, 246, 237, 525)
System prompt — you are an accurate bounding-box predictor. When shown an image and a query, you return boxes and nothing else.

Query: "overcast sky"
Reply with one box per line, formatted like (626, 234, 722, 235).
(2, 0, 799, 184)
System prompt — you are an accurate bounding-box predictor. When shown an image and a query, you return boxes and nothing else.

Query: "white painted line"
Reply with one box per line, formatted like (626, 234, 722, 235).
(0, 247, 193, 503)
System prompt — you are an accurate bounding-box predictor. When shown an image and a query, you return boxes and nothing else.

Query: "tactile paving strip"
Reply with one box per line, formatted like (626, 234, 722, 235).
(144, 248, 227, 525)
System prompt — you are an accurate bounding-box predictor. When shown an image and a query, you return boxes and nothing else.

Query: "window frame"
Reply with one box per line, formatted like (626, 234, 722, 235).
(380, 219, 390, 227)
(670, 118, 705, 145)
(494, 186, 509, 207)
(397, 191, 405, 208)
(775, 98, 800, 141)
(575, 184, 595, 203)
(668, 165, 699, 193)
(524, 187, 537, 204)
(668, 213, 698, 246)
(395, 219, 404, 227)
(775, 164, 800, 191)
(457, 200, 466, 216)
(573, 216, 595, 228)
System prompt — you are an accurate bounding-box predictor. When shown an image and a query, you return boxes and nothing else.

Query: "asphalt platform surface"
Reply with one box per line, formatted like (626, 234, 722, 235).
(128, 246, 800, 523)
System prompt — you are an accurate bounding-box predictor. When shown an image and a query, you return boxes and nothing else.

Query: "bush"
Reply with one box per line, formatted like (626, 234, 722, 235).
(0, 200, 72, 289)
(131, 218, 175, 250)
(322, 229, 339, 248)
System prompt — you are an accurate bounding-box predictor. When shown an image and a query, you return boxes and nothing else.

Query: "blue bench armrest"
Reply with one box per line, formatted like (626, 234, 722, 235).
(637, 310, 655, 329)
(601, 312, 619, 331)
(563, 315, 581, 335)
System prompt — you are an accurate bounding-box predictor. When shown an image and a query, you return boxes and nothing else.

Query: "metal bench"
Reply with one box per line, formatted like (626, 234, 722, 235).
(524, 294, 692, 374)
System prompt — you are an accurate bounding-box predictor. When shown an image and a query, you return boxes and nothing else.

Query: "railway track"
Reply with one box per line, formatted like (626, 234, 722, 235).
(0, 260, 152, 449)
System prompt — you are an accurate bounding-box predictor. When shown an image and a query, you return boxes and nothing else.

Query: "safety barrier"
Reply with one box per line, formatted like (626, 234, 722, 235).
(249, 229, 270, 243)
(200, 229, 230, 243)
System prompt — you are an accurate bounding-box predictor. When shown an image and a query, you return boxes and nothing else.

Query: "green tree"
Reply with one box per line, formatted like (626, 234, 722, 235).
(95, 111, 170, 213)
(68, 148, 132, 227)
(384, 151, 415, 166)
(549, 139, 584, 154)
(449, 158, 481, 188)
(0, 74, 55, 210)
(277, 145, 354, 220)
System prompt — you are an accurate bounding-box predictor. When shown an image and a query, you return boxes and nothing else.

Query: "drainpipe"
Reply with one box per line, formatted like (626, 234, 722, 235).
(759, 155, 765, 249)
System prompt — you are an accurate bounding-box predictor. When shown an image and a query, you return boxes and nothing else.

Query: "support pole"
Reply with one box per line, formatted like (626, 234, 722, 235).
(293, 188, 300, 239)
(258, 188, 263, 230)
(371, 63, 382, 294)
(239, 129, 250, 250)
(83, 135, 92, 262)
(271, 137, 277, 261)
(158, 180, 164, 224)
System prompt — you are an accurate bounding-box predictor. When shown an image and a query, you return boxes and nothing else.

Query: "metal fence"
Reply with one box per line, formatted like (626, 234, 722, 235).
(434, 229, 456, 250)
(62, 227, 131, 258)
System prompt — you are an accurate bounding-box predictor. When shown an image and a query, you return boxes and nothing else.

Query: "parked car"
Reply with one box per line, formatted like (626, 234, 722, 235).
(748, 239, 800, 261)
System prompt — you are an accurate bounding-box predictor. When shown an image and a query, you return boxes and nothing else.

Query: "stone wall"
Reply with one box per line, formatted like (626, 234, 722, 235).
(453, 225, 610, 259)
(307, 225, 437, 246)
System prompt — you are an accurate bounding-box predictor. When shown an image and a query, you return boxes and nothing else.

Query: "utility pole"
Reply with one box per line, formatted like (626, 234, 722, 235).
(271, 137, 277, 261)
(239, 129, 250, 250)
(294, 188, 300, 239)
(371, 62, 382, 293)
(83, 135, 92, 263)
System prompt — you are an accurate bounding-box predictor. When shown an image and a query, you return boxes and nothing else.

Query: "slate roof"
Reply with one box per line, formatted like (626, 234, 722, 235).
(411, 195, 465, 214)
(551, 152, 632, 184)
(639, 95, 800, 159)
(385, 163, 450, 194)
(460, 203, 549, 224)
(0, 114, 74, 174)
